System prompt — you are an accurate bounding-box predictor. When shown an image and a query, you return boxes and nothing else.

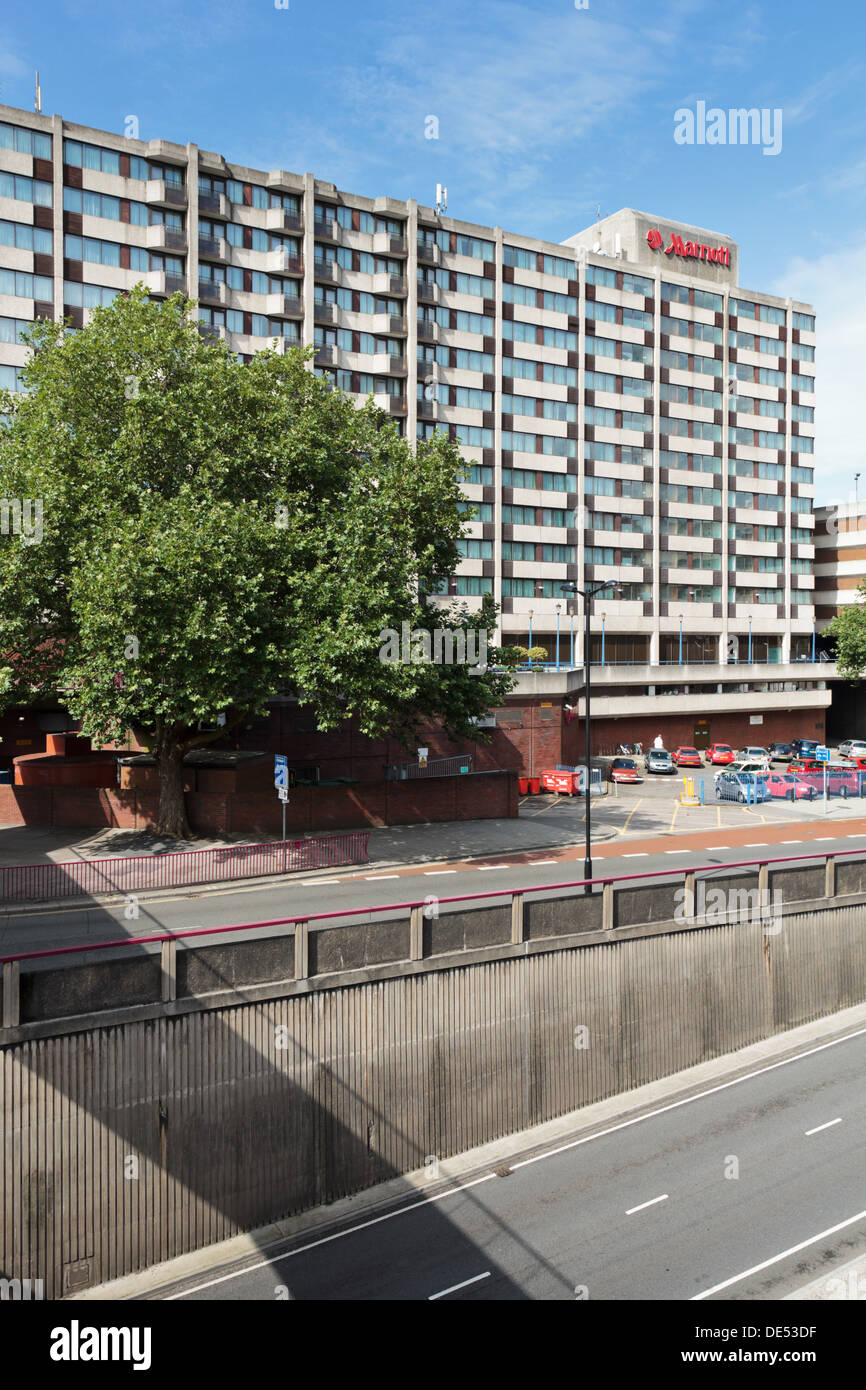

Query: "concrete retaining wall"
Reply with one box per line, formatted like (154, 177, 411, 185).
(3, 891, 865, 1297)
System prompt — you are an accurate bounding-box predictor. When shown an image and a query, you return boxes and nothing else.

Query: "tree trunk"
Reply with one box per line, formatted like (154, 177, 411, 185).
(156, 737, 192, 839)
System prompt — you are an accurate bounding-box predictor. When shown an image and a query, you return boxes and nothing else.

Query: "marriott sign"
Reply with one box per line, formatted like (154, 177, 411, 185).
(646, 227, 731, 267)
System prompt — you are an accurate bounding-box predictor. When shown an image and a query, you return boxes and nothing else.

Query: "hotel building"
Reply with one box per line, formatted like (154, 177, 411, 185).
(0, 104, 830, 755)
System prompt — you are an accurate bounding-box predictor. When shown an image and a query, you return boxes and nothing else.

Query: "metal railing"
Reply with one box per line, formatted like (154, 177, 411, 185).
(0, 831, 370, 904)
(1, 843, 862, 975)
(386, 755, 473, 780)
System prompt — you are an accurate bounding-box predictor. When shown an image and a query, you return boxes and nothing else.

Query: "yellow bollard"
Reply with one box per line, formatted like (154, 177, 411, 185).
(681, 774, 699, 806)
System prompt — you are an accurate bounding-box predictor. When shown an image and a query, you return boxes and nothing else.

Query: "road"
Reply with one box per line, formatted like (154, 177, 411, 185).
(142, 1021, 866, 1300)
(3, 820, 866, 958)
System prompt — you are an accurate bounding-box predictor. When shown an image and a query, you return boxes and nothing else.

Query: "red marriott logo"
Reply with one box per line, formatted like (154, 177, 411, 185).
(646, 228, 730, 267)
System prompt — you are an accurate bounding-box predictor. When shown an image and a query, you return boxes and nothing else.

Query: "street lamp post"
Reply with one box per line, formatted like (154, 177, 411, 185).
(678, 613, 684, 666)
(528, 609, 534, 668)
(561, 579, 621, 894)
(555, 604, 562, 672)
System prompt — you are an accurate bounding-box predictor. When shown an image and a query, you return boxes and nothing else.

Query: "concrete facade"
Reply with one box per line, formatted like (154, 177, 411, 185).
(0, 106, 821, 730)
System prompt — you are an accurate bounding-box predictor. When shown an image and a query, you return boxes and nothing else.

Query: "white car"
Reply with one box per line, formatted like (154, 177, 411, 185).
(837, 739, 866, 759)
(736, 746, 770, 762)
(714, 758, 770, 784)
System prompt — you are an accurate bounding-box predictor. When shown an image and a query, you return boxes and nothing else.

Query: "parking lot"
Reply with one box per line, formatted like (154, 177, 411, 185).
(519, 764, 866, 844)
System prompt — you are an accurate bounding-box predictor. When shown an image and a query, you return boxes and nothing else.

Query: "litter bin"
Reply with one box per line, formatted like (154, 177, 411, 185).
(529, 776, 541, 795)
(518, 777, 530, 795)
(0, 769, 11, 784)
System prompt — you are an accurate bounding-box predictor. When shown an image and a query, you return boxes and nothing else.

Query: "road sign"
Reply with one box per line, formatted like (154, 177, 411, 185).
(277, 786, 289, 803)
(815, 745, 830, 762)
(274, 754, 288, 788)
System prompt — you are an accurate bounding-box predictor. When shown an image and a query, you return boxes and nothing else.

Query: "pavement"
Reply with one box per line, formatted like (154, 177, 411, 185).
(73, 1003, 866, 1302)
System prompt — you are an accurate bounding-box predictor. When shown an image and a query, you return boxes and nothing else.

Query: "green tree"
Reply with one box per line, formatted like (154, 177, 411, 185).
(0, 288, 514, 836)
(825, 587, 866, 683)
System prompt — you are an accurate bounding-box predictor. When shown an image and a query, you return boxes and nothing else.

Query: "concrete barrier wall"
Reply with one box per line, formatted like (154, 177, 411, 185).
(3, 900, 865, 1297)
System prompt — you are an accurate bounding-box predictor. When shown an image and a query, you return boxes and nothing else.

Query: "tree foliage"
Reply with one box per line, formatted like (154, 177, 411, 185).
(0, 289, 515, 833)
(826, 586, 866, 683)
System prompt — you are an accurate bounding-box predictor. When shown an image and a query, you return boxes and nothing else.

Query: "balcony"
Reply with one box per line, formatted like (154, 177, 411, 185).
(266, 207, 303, 233)
(417, 242, 439, 266)
(371, 353, 407, 377)
(198, 191, 230, 219)
(145, 224, 186, 253)
(373, 231, 407, 258)
(266, 247, 302, 276)
(314, 219, 340, 242)
(197, 279, 227, 305)
(145, 269, 188, 297)
(374, 392, 407, 416)
(198, 235, 228, 263)
(417, 281, 438, 303)
(197, 322, 226, 343)
(314, 302, 336, 325)
(315, 344, 336, 367)
(371, 312, 406, 336)
(145, 179, 187, 210)
(314, 260, 340, 284)
(417, 397, 438, 420)
(417, 319, 438, 343)
(266, 293, 303, 319)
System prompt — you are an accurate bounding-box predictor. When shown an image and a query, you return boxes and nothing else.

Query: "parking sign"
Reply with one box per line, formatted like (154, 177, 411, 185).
(815, 745, 830, 762)
(274, 754, 288, 788)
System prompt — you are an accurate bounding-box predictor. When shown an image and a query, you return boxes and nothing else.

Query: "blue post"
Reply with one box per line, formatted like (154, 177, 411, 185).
(528, 612, 533, 668)
(700, 777, 705, 805)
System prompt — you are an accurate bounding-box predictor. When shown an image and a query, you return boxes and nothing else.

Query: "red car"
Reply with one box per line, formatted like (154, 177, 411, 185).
(760, 771, 815, 801)
(705, 743, 735, 765)
(672, 746, 702, 767)
(609, 757, 642, 784)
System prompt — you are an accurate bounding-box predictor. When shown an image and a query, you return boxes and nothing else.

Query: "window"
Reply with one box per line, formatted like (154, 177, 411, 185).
(591, 512, 653, 534)
(793, 312, 815, 332)
(0, 315, 34, 345)
(660, 483, 721, 505)
(455, 235, 494, 260)
(503, 393, 574, 421)
(759, 303, 786, 325)
(503, 430, 576, 457)
(661, 584, 720, 602)
(0, 122, 52, 159)
(661, 452, 717, 474)
(758, 367, 785, 387)
(457, 538, 493, 559)
(622, 307, 651, 329)
(0, 364, 26, 392)
(792, 373, 814, 393)
(502, 505, 569, 527)
(63, 187, 147, 223)
(791, 342, 815, 362)
(458, 501, 494, 521)
(502, 542, 574, 562)
(453, 425, 494, 448)
(63, 139, 121, 175)
(0, 221, 52, 253)
(459, 464, 493, 484)
(543, 254, 573, 278)
(0, 173, 51, 206)
(0, 269, 52, 301)
(661, 517, 720, 538)
(199, 175, 225, 198)
(504, 357, 575, 386)
(504, 320, 576, 350)
(662, 282, 690, 304)
(622, 273, 652, 296)
(758, 336, 785, 357)
(586, 300, 616, 323)
(503, 468, 570, 492)
(454, 577, 492, 595)
(791, 465, 813, 483)
(586, 265, 616, 288)
(63, 281, 121, 308)
(693, 289, 722, 312)
(64, 234, 123, 267)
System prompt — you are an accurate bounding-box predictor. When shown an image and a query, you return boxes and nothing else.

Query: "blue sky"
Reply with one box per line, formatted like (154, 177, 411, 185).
(2, 0, 863, 502)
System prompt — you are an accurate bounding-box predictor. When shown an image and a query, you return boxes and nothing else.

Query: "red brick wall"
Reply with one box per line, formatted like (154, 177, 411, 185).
(587, 709, 826, 756)
(0, 772, 517, 836)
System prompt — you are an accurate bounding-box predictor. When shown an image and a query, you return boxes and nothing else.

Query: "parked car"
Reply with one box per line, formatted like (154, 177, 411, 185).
(715, 771, 772, 803)
(644, 749, 675, 775)
(705, 743, 735, 765)
(758, 771, 815, 801)
(714, 759, 772, 784)
(608, 757, 642, 784)
(735, 746, 770, 763)
(792, 763, 863, 797)
(837, 739, 866, 759)
(672, 746, 702, 767)
(791, 738, 821, 758)
(768, 741, 795, 762)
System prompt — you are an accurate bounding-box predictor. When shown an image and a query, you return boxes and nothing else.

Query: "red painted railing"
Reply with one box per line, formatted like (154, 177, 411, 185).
(0, 843, 860, 965)
(0, 831, 370, 904)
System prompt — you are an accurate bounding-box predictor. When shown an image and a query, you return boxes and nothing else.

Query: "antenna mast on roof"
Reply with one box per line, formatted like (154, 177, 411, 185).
(35, 71, 42, 114)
